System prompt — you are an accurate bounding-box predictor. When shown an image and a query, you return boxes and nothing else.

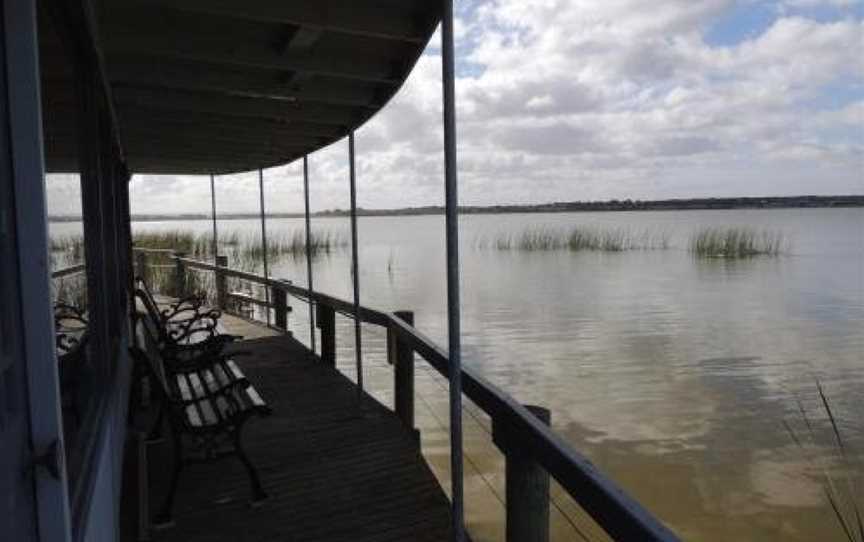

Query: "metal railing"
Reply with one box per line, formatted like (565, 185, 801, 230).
(138, 251, 681, 542)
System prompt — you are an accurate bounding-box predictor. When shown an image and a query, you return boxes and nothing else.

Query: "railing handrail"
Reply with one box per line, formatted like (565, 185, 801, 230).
(52, 263, 86, 279)
(170, 254, 680, 541)
(131, 246, 177, 255)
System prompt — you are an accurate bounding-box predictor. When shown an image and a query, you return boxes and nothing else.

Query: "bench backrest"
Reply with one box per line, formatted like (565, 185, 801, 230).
(135, 277, 167, 323)
(133, 312, 169, 392)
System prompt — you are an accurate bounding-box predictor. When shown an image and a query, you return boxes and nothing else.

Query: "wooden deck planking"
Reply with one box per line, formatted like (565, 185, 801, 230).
(141, 331, 452, 542)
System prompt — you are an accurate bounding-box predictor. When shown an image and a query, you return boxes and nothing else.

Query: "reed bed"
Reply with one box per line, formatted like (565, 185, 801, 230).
(237, 230, 346, 260)
(689, 227, 786, 258)
(50, 235, 85, 267)
(476, 226, 670, 252)
(132, 229, 344, 260)
(49, 228, 345, 303)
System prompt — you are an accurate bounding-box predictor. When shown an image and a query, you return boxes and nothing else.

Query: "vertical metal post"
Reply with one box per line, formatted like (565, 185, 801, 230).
(258, 168, 271, 326)
(302, 155, 317, 355)
(441, 1, 465, 539)
(348, 132, 363, 391)
(209, 173, 218, 261)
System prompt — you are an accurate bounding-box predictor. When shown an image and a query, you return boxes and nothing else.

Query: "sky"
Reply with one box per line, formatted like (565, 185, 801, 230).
(46, 0, 864, 216)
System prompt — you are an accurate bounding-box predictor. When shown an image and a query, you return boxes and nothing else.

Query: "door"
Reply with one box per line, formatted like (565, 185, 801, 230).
(1, 0, 71, 540)
(0, 17, 38, 536)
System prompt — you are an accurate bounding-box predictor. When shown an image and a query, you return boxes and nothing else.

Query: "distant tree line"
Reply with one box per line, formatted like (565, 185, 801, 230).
(48, 194, 864, 222)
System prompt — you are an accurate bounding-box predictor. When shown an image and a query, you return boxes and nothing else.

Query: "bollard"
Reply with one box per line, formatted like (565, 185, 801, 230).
(316, 302, 336, 366)
(390, 311, 416, 437)
(172, 252, 187, 297)
(272, 283, 288, 330)
(135, 251, 146, 283)
(215, 255, 227, 309)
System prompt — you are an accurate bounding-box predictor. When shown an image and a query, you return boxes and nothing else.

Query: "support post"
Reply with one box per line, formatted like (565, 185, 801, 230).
(316, 303, 336, 367)
(390, 311, 416, 439)
(209, 173, 218, 262)
(215, 255, 228, 310)
(440, 0, 465, 538)
(348, 131, 363, 392)
(272, 284, 288, 330)
(172, 252, 186, 298)
(257, 168, 270, 325)
(493, 406, 551, 542)
(302, 155, 316, 355)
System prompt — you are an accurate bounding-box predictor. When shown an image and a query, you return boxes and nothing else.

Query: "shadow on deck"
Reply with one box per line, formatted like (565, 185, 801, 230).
(129, 327, 452, 541)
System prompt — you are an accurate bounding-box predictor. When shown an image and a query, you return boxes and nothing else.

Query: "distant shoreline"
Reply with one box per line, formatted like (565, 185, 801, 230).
(48, 194, 864, 222)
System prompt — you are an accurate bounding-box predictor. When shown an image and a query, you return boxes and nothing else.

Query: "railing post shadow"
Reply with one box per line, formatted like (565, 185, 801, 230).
(389, 310, 419, 443)
(316, 302, 336, 366)
(272, 279, 291, 331)
(215, 255, 228, 310)
(493, 405, 551, 542)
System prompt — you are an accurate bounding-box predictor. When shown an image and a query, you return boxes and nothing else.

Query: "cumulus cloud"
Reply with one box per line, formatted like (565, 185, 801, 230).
(48, 0, 864, 215)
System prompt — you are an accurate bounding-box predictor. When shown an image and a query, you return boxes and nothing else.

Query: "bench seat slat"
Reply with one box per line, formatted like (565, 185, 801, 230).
(188, 373, 206, 400)
(176, 373, 193, 402)
(245, 386, 266, 408)
(226, 360, 244, 381)
(197, 398, 219, 426)
(214, 363, 237, 388)
(185, 404, 203, 427)
(201, 368, 217, 392)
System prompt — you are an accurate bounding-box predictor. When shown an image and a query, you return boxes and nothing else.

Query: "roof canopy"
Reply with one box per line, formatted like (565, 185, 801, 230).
(40, 0, 440, 174)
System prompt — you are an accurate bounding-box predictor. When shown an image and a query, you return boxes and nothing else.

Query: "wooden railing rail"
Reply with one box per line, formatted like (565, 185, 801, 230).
(132, 247, 176, 255)
(140, 253, 680, 541)
(52, 263, 86, 279)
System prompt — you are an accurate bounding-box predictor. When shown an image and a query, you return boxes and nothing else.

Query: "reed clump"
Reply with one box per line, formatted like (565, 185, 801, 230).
(238, 230, 346, 260)
(689, 227, 786, 258)
(477, 226, 670, 252)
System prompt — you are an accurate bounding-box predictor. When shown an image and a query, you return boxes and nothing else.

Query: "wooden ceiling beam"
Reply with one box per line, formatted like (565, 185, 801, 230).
(46, 84, 364, 125)
(98, 61, 385, 106)
(47, 126, 327, 151)
(123, 0, 432, 44)
(101, 22, 405, 84)
(114, 113, 344, 139)
(113, 87, 361, 126)
(45, 105, 346, 137)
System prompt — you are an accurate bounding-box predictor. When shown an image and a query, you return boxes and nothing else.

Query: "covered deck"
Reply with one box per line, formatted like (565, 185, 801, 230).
(2, 0, 680, 540)
(128, 317, 451, 541)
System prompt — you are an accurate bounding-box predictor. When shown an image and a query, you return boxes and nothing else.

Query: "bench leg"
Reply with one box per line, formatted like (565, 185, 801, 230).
(153, 427, 184, 529)
(233, 425, 267, 505)
(146, 402, 165, 443)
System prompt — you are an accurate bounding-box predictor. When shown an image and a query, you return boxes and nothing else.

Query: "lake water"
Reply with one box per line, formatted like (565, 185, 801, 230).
(51, 208, 864, 540)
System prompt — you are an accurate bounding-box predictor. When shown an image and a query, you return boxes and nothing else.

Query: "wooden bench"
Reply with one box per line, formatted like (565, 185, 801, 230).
(135, 277, 226, 347)
(132, 316, 272, 529)
(134, 281, 241, 365)
(54, 302, 88, 427)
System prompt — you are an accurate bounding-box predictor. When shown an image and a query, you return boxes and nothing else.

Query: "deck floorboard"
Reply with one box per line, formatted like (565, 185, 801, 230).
(140, 330, 452, 542)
